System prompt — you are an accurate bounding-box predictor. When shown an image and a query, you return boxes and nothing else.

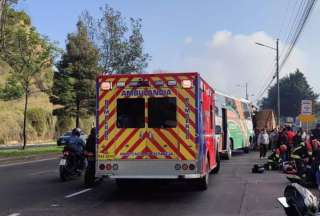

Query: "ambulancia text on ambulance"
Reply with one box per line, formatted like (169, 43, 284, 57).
(95, 72, 220, 190)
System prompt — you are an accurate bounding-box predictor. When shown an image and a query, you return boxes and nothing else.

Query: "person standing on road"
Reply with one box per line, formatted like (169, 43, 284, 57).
(287, 127, 295, 160)
(269, 128, 279, 150)
(84, 127, 96, 187)
(293, 129, 303, 148)
(278, 128, 289, 161)
(258, 129, 269, 158)
(253, 129, 260, 151)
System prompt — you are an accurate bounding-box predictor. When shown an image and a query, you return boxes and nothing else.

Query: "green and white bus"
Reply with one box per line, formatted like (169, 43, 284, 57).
(215, 92, 254, 159)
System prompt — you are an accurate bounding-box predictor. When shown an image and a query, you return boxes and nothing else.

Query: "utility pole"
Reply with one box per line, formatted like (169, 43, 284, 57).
(255, 38, 281, 126)
(245, 82, 248, 100)
(276, 39, 280, 126)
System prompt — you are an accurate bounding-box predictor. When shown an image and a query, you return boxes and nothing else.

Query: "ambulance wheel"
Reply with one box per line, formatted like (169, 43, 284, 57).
(211, 152, 220, 174)
(84, 162, 95, 187)
(195, 158, 209, 190)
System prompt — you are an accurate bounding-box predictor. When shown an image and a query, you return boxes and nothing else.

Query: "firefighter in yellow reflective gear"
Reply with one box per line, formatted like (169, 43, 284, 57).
(265, 145, 287, 170)
(286, 141, 315, 187)
(291, 141, 311, 177)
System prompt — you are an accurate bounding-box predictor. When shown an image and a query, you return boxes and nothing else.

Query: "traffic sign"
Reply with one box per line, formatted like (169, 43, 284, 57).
(301, 100, 313, 115)
(298, 114, 316, 123)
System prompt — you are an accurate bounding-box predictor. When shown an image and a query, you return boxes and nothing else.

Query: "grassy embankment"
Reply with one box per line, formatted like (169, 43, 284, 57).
(0, 145, 63, 158)
(0, 60, 95, 145)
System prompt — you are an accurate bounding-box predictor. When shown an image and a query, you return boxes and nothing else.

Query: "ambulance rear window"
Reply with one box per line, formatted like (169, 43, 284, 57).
(117, 98, 145, 128)
(148, 97, 177, 128)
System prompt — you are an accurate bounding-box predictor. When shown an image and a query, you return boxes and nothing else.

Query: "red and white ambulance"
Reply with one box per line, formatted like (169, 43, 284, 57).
(94, 72, 220, 189)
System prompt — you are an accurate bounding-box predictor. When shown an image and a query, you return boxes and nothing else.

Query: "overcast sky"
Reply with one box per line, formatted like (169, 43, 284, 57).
(16, 0, 320, 102)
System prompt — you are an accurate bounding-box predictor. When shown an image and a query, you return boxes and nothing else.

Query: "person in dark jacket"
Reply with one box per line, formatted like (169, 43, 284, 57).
(85, 127, 96, 155)
(84, 127, 96, 187)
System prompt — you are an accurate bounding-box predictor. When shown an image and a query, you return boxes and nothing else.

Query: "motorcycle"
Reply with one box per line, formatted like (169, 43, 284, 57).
(278, 183, 319, 216)
(59, 145, 85, 181)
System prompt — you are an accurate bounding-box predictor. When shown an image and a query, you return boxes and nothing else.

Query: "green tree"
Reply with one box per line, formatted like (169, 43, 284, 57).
(261, 69, 318, 118)
(0, 76, 23, 100)
(81, 5, 150, 74)
(0, 8, 57, 149)
(50, 21, 100, 128)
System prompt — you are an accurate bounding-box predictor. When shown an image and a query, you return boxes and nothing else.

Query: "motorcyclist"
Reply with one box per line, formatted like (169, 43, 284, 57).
(67, 128, 86, 168)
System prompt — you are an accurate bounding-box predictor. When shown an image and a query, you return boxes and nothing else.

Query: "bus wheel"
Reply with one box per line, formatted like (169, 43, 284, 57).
(195, 158, 209, 190)
(244, 147, 249, 154)
(211, 151, 220, 174)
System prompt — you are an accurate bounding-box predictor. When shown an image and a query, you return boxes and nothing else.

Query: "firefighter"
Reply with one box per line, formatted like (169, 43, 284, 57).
(291, 141, 310, 177)
(264, 145, 287, 170)
(286, 141, 317, 187)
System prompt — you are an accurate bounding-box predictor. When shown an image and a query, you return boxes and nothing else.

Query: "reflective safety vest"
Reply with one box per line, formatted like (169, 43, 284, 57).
(291, 145, 308, 160)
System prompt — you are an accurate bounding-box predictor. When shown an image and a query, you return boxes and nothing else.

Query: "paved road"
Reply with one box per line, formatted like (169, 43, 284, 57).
(0, 152, 287, 216)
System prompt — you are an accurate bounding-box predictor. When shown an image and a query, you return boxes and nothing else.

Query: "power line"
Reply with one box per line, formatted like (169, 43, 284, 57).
(279, 0, 317, 71)
(254, 0, 317, 103)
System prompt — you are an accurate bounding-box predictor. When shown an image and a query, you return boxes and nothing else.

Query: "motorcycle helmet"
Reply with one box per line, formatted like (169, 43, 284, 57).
(284, 183, 318, 216)
(72, 128, 81, 137)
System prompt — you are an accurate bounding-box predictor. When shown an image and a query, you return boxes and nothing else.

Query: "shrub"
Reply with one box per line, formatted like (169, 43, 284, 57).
(27, 108, 53, 137)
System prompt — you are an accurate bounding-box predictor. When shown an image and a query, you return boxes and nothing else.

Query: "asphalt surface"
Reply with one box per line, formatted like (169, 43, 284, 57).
(0, 151, 288, 216)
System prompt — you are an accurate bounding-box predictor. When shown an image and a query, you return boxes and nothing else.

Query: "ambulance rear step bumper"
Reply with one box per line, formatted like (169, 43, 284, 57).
(105, 174, 202, 179)
(96, 160, 202, 179)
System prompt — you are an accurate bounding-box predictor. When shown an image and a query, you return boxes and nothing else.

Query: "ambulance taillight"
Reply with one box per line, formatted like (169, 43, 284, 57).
(101, 81, 112, 90)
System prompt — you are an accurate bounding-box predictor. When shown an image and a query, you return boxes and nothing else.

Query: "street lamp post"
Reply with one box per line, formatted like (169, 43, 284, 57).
(236, 82, 249, 100)
(255, 39, 280, 126)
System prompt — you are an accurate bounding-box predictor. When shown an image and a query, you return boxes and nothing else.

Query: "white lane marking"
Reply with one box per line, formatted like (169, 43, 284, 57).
(8, 213, 21, 216)
(65, 188, 92, 198)
(29, 170, 57, 176)
(0, 157, 58, 168)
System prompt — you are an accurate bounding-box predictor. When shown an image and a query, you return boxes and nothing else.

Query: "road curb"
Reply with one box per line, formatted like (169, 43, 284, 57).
(0, 143, 56, 150)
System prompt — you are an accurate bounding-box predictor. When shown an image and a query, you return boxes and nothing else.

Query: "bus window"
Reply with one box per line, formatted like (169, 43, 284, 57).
(226, 97, 237, 111)
(117, 98, 145, 128)
(148, 97, 177, 128)
(241, 102, 251, 119)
